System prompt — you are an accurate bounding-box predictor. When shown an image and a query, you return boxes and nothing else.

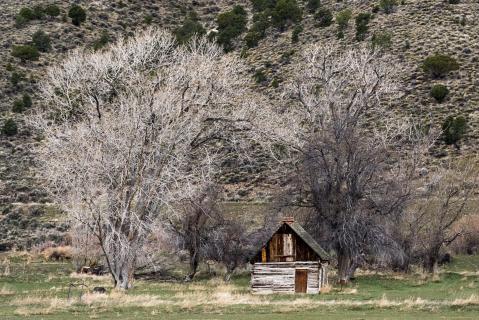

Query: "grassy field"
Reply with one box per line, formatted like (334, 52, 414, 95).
(0, 253, 478, 319)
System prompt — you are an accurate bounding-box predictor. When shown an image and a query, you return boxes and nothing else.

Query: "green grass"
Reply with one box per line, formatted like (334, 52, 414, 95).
(0, 253, 478, 319)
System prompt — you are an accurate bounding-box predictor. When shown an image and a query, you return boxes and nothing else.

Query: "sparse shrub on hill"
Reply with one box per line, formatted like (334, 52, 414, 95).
(174, 12, 206, 44)
(371, 31, 392, 50)
(251, 0, 276, 12)
(11, 45, 40, 61)
(336, 9, 352, 38)
(430, 84, 449, 102)
(355, 12, 372, 41)
(306, 0, 321, 13)
(379, 0, 398, 14)
(68, 4, 87, 26)
(271, 0, 302, 31)
(442, 115, 467, 147)
(18, 7, 35, 21)
(44, 4, 61, 18)
(422, 54, 459, 78)
(32, 30, 51, 52)
(254, 68, 267, 83)
(32, 5, 45, 19)
(216, 5, 247, 51)
(2, 119, 18, 136)
(315, 7, 333, 28)
(291, 24, 303, 43)
(448, 0, 460, 4)
(10, 71, 25, 87)
(12, 94, 32, 113)
(245, 12, 270, 48)
(93, 31, 111, 51)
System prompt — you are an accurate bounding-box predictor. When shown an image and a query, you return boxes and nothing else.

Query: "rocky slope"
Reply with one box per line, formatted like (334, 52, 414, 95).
(1, 0, 478, 249)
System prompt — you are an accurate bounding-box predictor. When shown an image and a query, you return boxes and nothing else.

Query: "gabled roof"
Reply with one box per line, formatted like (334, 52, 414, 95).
(255, 220, 330, 261)
(287, 221, 330, 261)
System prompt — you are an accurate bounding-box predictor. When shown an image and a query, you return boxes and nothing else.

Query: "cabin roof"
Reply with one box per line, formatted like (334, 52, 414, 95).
(286, 221, 330, 261)
(255, 220, 330, 261)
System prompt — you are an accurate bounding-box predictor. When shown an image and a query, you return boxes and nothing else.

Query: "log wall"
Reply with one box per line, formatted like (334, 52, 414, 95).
(251, 262, 324, 294)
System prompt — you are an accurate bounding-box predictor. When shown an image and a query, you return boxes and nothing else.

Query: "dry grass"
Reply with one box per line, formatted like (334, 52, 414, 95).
(42, 246, 72, 261)
(0, 285, 15, 296)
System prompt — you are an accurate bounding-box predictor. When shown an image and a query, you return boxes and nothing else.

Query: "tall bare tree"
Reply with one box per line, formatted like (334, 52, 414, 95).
(254, 43, 436, 282)
(29, 29, 259, 289)
(404, 160, 478, 274)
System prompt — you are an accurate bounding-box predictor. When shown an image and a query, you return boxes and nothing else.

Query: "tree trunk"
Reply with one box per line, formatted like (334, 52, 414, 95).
(337, 250, 352, 283)
(424, 255, 439, 274)
(185, 248, 199, 281)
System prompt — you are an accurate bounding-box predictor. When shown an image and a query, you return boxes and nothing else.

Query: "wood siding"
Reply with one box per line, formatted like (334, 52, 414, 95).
(251, 262, 322, 294)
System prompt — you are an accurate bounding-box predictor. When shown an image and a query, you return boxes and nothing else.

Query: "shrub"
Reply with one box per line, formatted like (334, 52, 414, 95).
(315, 8, 333, 28)
(93, 31, 111, 51)
(42, 246, 72, 261)
(68, 5, 87, 26)
(18, 7, 35, 20)
(15, 14, 29, 28)
(144, 15, 153, 24)
(430, 84, 449, 102)
(336, 9, 352, 30)
(379, 0, 398, 14)
(11, 45, 40, 61)
(306, 0, 321, 13)
(291, 24, 303, 43)
(355, 12, 372, 41)
(174, 13, 206, 44)
(10, 71, 25, 87)
(44, 4, 61, 17)
(251, 0, 276, 12)
(32, 5, 45, 19)
(371, 31, 392, 50)
(254, 69, 267, 83)
(216, 6, 247, 51)
(32, 30, 51, 52)
(12, 94, 32, 113)
(245, 31, 262, 48)
(271, 0, 302, 30)
(448, 0, 460, 4)
(2, 119, 18, 136)
(422, 54, 459, 78)
(442, 115, 467, 146)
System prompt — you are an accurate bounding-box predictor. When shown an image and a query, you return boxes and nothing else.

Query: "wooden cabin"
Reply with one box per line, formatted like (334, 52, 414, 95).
(251, 217, 329, 294)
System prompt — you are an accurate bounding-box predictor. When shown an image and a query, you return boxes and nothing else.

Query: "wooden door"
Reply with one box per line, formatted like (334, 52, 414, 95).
(295, 269, 308, 293)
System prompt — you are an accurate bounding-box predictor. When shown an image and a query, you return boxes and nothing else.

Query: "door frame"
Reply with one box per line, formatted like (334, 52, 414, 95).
(295, 269, 308, 293)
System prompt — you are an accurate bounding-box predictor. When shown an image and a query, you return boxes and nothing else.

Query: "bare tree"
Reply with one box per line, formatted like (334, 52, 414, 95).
(29, 29, 260, 289)
(253, 43, 436, 282)
(404, 160, 478, 274)
(165, 183, 222, 281)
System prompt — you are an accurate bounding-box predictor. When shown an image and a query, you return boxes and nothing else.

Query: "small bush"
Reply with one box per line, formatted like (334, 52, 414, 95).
(2, 119, 18, 136)
(442, 115, 467, 147)
(12, 94, 32, 113)
(216, 6, 248, 51)
(32, 5, 45, 19)
(10, 71, 25, 87)
(42, 246, 72, 261)
(245, 31, 262, 48)
(32, 30, 51, 52)
(254, 69, 267, 83)
(422, 54, 459, 78)
(336, 8, 352, 38)
(92, 31, 111, 51)
(306, 0, 321, 13)
(291, 24, 303, 43)
(174, 13, 206, 44)
(68, 5, 87, 26)
(11, 45, 40, 61)
(371, 32, 392, 50)
(144, 15, 153, 24)
(18, 7, 35, 20)
(379, 0, 398, 14)
(448, 0, 460, 4)
(271, 0, 302, 30)
(430, 84, 449, 102)
(315, 8, 333, 28)
(355, 12, 372, 41)
(251, 0, 276, 12)
(44, 4, 61, 17)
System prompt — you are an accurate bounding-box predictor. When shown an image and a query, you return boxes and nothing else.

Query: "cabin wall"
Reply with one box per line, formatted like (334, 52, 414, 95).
(251, 262, 323, 294)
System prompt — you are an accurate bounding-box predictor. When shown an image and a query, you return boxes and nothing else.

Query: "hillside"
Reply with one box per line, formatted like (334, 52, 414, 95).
(0, 0, 478, 249)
